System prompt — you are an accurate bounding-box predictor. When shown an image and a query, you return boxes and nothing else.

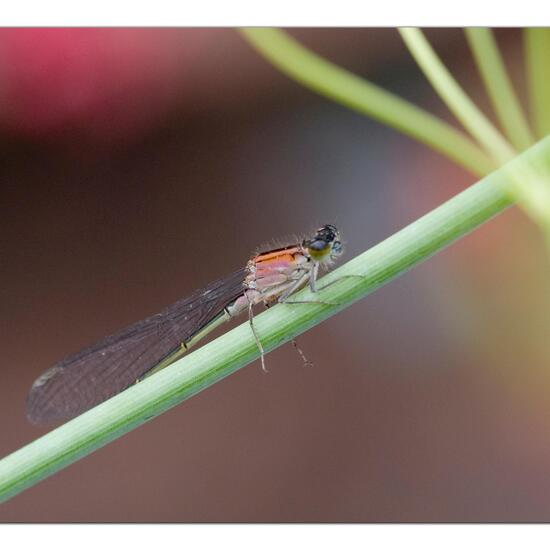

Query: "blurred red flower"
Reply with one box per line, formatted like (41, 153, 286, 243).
(0, 28, 204, 142)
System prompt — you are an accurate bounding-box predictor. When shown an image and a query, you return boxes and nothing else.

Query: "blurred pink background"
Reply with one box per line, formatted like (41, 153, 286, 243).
(1, 28, 549, 522)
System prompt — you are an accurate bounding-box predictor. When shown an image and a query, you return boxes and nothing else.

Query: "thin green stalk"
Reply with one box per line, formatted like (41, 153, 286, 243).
(240, 28, 495, 177)
(465, 28, 535, 151)
(2, 136, 550, 504)
(525, 28, 550, 139)
(399, 28, 516, 165)
(400, 28, 550, 241)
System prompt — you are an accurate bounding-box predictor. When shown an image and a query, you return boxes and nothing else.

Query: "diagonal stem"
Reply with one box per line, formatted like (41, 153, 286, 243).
(240, 28, 496, 176)
(1, 136, 550, 504)
(399, 27, 516, 165)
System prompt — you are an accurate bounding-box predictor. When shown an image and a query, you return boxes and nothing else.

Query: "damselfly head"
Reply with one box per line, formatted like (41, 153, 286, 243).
(304, 224, 343, 264)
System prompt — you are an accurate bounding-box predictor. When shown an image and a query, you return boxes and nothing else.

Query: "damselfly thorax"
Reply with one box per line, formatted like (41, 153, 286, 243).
(233, 223, 343, 314)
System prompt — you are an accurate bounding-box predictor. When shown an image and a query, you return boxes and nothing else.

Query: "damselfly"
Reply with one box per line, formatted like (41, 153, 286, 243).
(26, 224, 343, 424)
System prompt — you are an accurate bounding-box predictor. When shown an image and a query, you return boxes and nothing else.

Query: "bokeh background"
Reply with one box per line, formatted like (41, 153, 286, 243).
(1, 28, 550, 522)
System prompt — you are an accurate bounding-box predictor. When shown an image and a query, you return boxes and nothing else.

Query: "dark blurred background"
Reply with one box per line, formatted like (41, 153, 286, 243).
(1, 28, 550, 522)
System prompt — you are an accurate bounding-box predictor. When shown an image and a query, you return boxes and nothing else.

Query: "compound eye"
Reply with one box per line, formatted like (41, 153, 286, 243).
(309, 239, 329, 252)
(307, 238, 331, 261)
(332, 240, 343, 255)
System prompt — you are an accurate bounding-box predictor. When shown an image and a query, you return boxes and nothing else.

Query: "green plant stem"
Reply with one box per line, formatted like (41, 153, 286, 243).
(399, 28, 516, 165)
(525, 28, 550, 139)
(465, 28, 534, 151)
(400, 28, 550, 241)
(239, 28, 495, 176)
(2, 136, 550, 504)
